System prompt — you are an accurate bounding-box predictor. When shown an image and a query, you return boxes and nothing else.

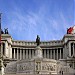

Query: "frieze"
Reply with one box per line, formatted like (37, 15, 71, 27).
(17, 62, 34, 72)
(5, 63, 17, 73)
(42, 63, 56, 71)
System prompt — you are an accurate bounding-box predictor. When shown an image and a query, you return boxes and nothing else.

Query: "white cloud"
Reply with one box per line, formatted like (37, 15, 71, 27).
(3, 2, 73, 41)
(8, 11, 68, 40)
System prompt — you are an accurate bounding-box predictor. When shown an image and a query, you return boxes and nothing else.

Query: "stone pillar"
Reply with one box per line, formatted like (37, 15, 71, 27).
(23, 49, 25, 59)
(29, 49, 31, 59)
(47, 49, 49, 58)
(32, 49, 34, 58)
(43, 49, 44, 58)
(14, 48, 15, 59)
(69, 42, 71, 57)
(25, 49, 26, 59)
(57, 49, 58, 60)
(5, 41, 7, 57)
(17, 48, 19, 59)
(44, 49, 46, 58)
(53, 49, 55, 59)
(50, 49, 52, 59)
(28, 49, 29, 59)
(60, 48, 61, 59)
(9, 45, 12, 58)
(26, 49, 28, 59)
(20, 49, 22, 60)
(22, 49, 23, 59)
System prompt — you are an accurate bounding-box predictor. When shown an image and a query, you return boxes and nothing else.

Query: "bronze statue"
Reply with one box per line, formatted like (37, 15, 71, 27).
(4, 28, 9, 34)
(36, 35, 40, 46)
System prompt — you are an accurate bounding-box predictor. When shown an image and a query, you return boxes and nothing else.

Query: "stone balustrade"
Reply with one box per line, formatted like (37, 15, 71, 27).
(12, 40, 63, 46)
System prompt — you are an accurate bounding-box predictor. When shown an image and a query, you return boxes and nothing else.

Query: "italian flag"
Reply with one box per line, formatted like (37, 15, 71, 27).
(67, 26, 75, 34)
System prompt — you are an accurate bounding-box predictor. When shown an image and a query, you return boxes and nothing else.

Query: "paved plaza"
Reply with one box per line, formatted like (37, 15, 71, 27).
(4, 73, 75, 75)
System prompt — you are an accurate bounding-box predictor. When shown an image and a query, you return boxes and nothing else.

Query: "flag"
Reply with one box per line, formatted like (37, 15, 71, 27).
(67, 26, 75, 34)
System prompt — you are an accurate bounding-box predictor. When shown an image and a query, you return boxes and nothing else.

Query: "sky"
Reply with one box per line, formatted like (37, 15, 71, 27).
(0, 0, 75, 41)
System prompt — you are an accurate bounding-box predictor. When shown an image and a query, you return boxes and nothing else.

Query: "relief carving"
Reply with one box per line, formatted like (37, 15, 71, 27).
(18, 62, 34, 72)
(42, 63, 56, 71)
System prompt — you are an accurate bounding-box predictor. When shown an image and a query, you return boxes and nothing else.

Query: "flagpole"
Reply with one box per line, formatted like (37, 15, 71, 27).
(0, 13, 2, 46)
(0, 13, 2, 59)
(0, 13, 3, 75)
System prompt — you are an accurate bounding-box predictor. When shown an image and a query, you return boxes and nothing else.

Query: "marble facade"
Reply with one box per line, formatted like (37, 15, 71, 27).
(1, 26, 75, 74)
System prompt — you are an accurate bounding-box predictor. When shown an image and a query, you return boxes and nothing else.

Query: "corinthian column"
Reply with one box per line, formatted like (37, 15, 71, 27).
(20, 49, 22, 60)
(32, 49, 34, 58)
(50, 49, 52, 59)
(26, 49, 28, 59)
(14, 48, 15, 59)
(60, 48, 61, 59)
(47, 49, 49, 58)
(53, 49, 55, 59)
(57, 49, 58, 60)
(17, 48, 19, 59)
(29, 49, 31, 59)
(44, 49, 46, 58)
(23, 49, 25, 59)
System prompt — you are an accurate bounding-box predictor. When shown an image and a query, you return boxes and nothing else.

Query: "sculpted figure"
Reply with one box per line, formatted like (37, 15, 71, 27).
(36, 35, 40, 46)
(4, 28, 9, 34)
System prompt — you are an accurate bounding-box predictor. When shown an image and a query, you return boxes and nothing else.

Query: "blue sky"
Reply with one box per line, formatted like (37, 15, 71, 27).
(0, 0, 75, 41)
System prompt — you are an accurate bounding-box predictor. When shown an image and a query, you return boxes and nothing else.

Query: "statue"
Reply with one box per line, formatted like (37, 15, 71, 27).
(4, 28, 9, 34)
(36, 35, 40, 46)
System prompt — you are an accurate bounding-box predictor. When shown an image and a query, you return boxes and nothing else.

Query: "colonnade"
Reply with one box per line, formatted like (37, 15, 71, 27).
(12, 48, 35, 60)
(43, 48, 63, 60)
(12, 48, 63, 60)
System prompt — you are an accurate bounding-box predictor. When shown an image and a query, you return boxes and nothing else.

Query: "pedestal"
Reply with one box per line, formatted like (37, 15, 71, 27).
(35, 46, 42, 58)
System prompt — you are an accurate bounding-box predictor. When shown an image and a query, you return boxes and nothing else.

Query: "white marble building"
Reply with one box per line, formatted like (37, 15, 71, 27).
(1, 26, 75, 75)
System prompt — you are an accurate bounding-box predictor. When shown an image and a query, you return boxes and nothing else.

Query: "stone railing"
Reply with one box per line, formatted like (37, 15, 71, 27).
(12, 41, 36, 46)
(12, 40, 63, 47)
(41, 41, 63, 46)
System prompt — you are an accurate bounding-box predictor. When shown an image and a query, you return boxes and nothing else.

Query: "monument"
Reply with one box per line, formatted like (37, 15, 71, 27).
(4, 35, 60, 75)
(35, 35, 42, 58)
(4, 35, 75, 75)
(0, 15, 75, 75)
